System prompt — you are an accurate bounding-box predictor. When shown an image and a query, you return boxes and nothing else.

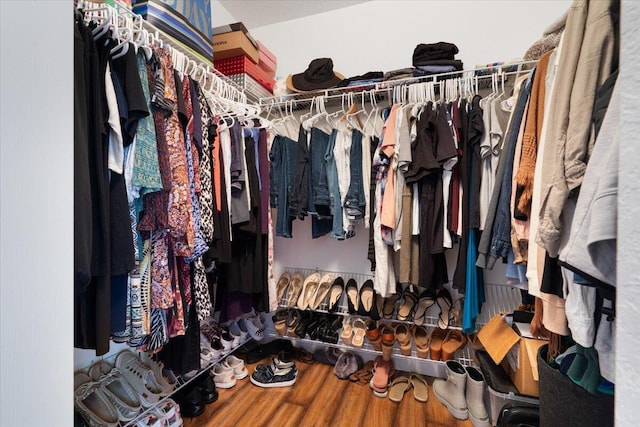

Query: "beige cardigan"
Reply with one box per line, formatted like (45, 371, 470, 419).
(536, 0, 616, 257)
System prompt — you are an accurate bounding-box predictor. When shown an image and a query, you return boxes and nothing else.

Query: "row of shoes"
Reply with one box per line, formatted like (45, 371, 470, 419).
(74, 351, 180, 426)
(210, 355, 248, 389)
(272, 309, 344, 343)
(200, 311, 265, 368)
(276, 271, 462, 329)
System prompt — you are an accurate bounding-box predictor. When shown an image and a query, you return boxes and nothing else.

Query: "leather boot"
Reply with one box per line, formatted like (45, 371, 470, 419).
(465, 366, 490, 427)
(433, 360, 468, 420)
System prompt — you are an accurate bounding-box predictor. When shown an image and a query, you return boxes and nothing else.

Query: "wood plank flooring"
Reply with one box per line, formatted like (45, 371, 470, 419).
(184, 360, 473, 427)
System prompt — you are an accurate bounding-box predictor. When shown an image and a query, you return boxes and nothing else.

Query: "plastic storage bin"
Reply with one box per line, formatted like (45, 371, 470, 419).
(476, 350, 540, 426)
(487, 385, 539, 426)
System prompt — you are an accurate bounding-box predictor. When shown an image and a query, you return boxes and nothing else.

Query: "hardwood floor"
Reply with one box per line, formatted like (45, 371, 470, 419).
(184, 360, 473, 427)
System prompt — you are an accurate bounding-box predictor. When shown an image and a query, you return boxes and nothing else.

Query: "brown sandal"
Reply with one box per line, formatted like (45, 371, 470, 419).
(395, 324, 412, 356)
(429, 328, 448, 361)
(413, 325, 430, 359)
(441, 330, 467, 361)
(380, 325, 395, 361)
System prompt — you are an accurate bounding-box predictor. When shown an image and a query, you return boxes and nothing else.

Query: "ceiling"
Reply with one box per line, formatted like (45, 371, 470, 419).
(218, 0, 372, 29)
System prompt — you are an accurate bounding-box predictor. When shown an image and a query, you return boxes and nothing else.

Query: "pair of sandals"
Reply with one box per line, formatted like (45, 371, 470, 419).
(388, 374, 429, 403)
(396, 287, 460, 329)
(429, 328, 468, 361)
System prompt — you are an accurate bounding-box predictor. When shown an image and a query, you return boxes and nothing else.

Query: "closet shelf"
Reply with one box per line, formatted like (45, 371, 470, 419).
(120, 336, 253, 427)
(264, 326, 475, 379)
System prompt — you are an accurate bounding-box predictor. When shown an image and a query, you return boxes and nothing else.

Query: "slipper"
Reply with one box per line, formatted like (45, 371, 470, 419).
(441, 330, 467, 361)
(370, 356, 394, 398)
(388, 376, 412, 402)
(436, 288, 453, 329)
(382, 294, 400, 319)
(413, 325, 430, 359)
(394, 324, 412, 356)
(310, 273, 334, 310)
(326, 277, 345, 312)
(349, 360, 374, 385)
(298, 272, 321, 310)
(429, 328, 448, 361)
(351, 318, 367, 348)
(286, 271, 304, 308)
(275, 271, 291, 305)
(413, 288, 436, 326)
(397, 288, 418, 321)
(345, 279, 359, 314)
(410, 374, 429, 402)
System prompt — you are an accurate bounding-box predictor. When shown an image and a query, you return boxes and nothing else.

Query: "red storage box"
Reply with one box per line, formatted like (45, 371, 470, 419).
(257, 41, 277, 77)
(214, 55, 275, 92)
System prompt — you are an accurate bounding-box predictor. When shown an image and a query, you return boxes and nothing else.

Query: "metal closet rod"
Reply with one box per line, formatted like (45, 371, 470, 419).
(258, 59, 538, 107)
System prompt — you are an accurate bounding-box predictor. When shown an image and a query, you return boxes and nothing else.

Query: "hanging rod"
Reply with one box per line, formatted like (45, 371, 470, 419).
(79, 0, 252, 105)
(258, 60, 538, 108)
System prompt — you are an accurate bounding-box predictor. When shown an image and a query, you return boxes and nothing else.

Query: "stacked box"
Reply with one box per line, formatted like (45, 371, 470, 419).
(214, 56, 275, 93)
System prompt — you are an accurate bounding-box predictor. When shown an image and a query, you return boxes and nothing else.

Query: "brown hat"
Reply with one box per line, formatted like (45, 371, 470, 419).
(286, 58, 345, 93)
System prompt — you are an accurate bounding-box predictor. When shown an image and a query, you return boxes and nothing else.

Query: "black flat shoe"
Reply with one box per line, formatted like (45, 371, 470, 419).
(357, 280, 375, 317)
(345, 279, 359, 314)
(327, 277, 345, 313)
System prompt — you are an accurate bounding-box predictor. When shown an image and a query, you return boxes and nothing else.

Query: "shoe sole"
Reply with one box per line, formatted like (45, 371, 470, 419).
(250, 376, 296, 388)
(468, 411, 491, 427)
(235, 370, 248, 380)
(432, 384, 468, 420)
(214, 379, 237, 389)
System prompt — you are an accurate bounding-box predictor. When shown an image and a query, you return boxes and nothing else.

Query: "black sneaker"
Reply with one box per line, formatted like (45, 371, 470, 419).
(250, 356, 297, 388)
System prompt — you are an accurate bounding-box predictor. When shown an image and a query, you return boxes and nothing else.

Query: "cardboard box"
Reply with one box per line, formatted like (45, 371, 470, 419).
(214, 55, 275, 92)
(213, 31, 260, 64)
(257, 41, 277, 76)
(478, 314, 547, 397)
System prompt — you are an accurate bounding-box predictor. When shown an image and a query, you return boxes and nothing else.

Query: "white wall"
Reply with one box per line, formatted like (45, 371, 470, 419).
(617, 1, 640, 424)
(0, 2, 73, 426)
(254, 1, 569, 284)
(211, 0, 239, 28)
(250, 0, 571, 79)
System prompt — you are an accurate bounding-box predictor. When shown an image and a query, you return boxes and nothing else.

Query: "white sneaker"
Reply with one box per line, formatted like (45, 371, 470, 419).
(223, 355, 248, 380)
(210, 362, 237, 389)
(159, 398, 183, 427)
(228, 318, 249, 341)
(134, 409, 166, 427)
(240, 316, 264, 341)
(88, 361, 142, 422)
(143, 358, 177, 395)
(115, 351, 164, 407)
(74, 373, 120, 427)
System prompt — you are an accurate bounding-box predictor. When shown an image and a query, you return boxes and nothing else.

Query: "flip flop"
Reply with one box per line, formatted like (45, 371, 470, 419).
(436, 288, 453, 329)
(348, 360, 374, 385)
(275, 271, 291, 305)
(441, 330, 467, 361)
(397, 289, 418, 321)
(388, 376, 412, 402)
(413, 288, 436, 326)
(410, 374, 429, 402)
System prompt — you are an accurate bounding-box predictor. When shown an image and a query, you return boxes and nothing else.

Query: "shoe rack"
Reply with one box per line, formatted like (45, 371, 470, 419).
(76, 335, 253, 427)
(265, 267, 523, 379)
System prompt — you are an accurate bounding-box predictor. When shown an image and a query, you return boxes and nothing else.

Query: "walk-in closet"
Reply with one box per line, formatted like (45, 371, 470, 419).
(1, 1, 639, 426)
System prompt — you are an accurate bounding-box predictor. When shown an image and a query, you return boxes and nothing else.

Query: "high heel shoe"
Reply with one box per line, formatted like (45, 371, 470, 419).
(357, 280, 375, 317)
(380, 325, 395, 361)
(394, 324, 412, 356)
(413, 325, 430, 359)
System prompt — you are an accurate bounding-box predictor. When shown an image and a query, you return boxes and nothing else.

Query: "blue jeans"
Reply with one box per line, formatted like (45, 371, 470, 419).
(309, 128, 332, 238)
(325, 129, 345, 239)
(344, 129, 365, 220)
(270, 135, 297, 237)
